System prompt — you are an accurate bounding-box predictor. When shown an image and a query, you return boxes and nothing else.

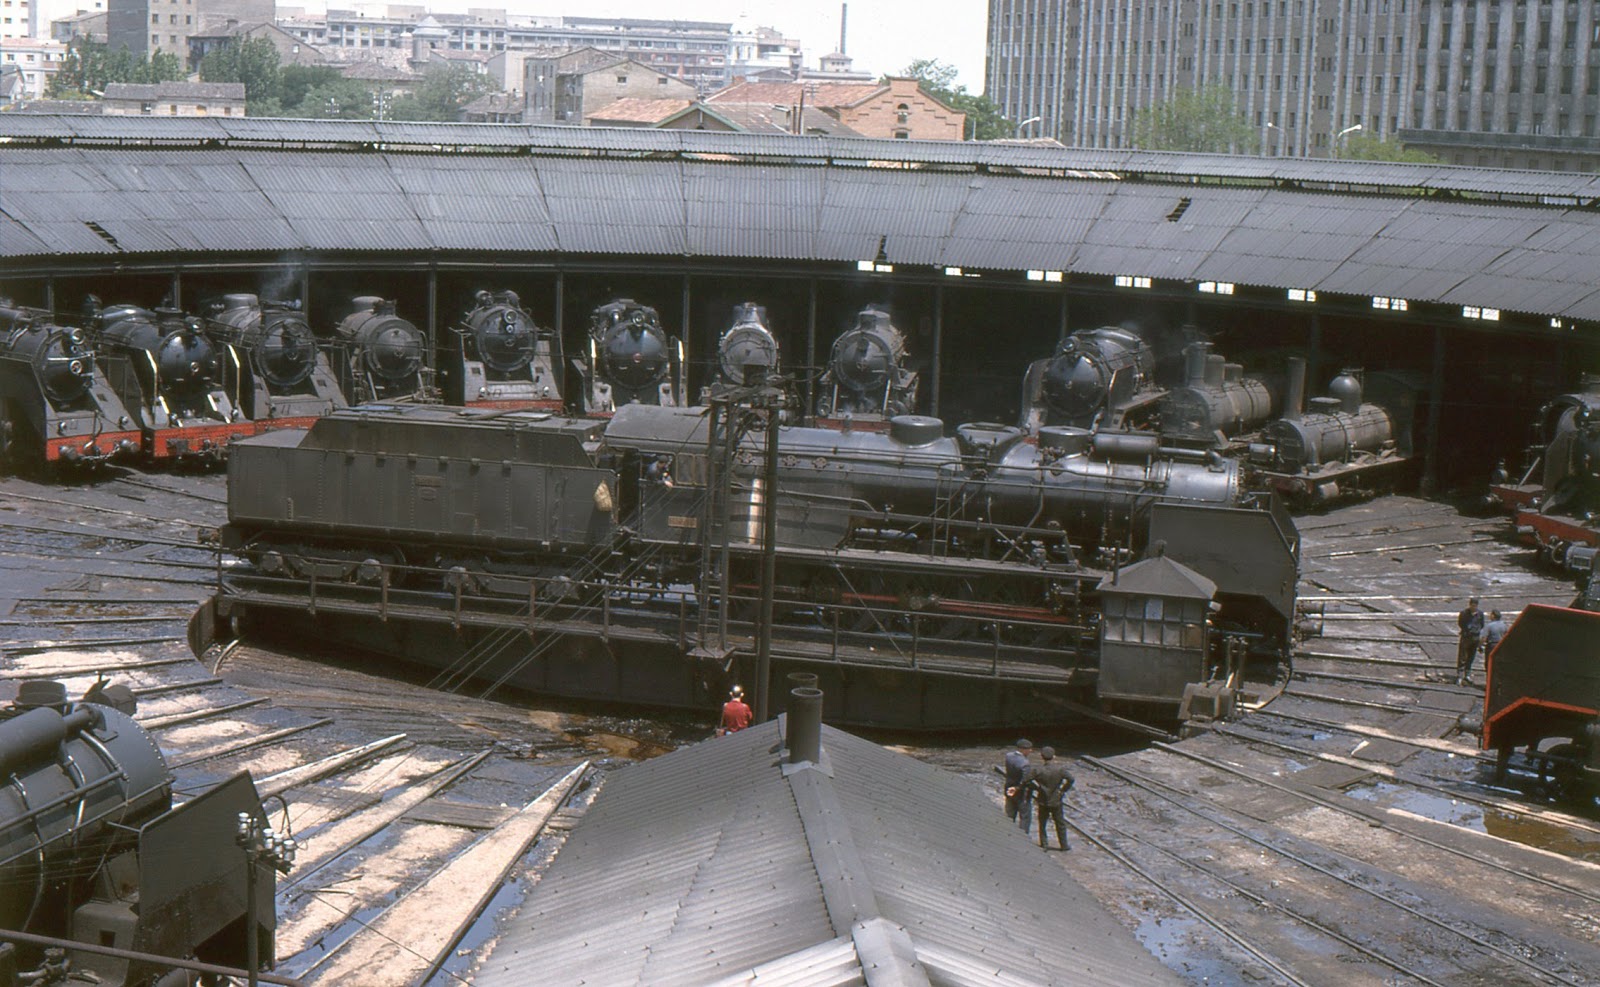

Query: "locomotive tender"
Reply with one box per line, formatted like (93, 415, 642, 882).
(440, 289, 563, 411)
(202, 293, 347, 430)
(0, 304, 141, 469)
(203, 394, 1300, 730)
(0, 680, 278, 986)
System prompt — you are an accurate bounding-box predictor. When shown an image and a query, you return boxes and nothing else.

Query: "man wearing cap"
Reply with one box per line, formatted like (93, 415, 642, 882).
(1457, 598, 1484, 686)
(1002, 739, 1034, 833)
(719, 685, 752, 736)
(1022, 746, 1074, 850)
(1475, 609, 1509, 687)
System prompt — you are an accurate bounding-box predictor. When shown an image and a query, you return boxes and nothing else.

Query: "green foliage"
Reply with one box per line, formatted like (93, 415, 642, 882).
(895, 58, 1014, 141)
(1131, 84, 1258, 154)
(1339, 131, 1440, 163)
(296, 79, 379, 119)
(48, 38, 183, 97)
(277, 64, 343, 112)
(199, 37, 282, 103)
(385, 65, 499, 122)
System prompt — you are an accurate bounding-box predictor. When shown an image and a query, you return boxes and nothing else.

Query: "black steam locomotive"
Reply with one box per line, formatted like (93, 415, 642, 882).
(202, 293, 347, 430)
(440, 289, 563, 411)
(815, 305, 918, 425)
(331, 296, 430, 405)
(0, 303, 141, 469)
(201, 387, 1299, 730)
(1019, 327, 1163, 432)
(0, 680, 279, 986)
(714, 302, 781, 387)
(1490, 376, 1600, 571)
(91, 302, 249, 462)
(574, 298, 687, 414)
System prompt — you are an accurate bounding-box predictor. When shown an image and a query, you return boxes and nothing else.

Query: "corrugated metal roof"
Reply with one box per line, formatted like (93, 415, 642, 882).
(476, 720, 1181, 987)
(4, 125, 1600, 322)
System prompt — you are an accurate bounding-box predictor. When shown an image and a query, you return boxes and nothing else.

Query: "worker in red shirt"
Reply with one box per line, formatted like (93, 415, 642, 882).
(719, 685, 752, 736)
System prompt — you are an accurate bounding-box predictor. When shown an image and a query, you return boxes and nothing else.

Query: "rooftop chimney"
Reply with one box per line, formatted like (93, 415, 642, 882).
(839, 3, 847, 55)
(786, 687, 823, 764)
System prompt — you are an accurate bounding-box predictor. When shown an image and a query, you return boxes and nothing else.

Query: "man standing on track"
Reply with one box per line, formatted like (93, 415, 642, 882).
(1002, 739, 1034, 834)
(1456, 597, 1484, 686)
(1023, 746, 1074, 851)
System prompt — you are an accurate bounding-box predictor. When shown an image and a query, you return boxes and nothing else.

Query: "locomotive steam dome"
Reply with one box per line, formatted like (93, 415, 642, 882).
(595, 301, 670, 390)
(829, 307, 903, 393)
(718, 303, 778, 385)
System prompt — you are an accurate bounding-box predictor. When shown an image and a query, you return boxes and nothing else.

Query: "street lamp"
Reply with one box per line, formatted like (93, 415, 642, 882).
(1015, 115, 1043, 137)
(1333, 123, 1362, 159)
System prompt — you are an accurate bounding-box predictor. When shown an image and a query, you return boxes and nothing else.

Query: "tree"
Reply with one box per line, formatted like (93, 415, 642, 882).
(48, 38, 183, 97)
(386, 64, 499, 122)
(278, 64, 343, 113)
(297, 79, 378, 119)
(896, 58, 1014, 141)
(1339, 131, 1441, 163)
(1130, 83, 1258, 154)
(199, 36, 282, 104)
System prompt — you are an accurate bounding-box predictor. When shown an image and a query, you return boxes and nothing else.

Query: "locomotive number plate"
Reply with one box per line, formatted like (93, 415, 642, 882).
(667, 515, 698, 529)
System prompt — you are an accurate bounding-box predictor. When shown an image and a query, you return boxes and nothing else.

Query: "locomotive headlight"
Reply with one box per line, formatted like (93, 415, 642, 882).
(69, 359, 86, 376)
(119, 415, 130, 427)
(57, 422, 68, 434)
(69, 328, 87, 346)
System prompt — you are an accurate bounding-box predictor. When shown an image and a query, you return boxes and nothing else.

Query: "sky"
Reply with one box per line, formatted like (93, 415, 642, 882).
(37, 1, 989, 91)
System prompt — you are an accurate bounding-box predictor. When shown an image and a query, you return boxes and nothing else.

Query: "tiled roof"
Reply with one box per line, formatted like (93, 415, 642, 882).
(586, 97, 693, 124)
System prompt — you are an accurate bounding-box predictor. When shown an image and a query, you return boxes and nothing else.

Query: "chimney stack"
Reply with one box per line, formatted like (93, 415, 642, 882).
(786, 687, 824, 764)
(1284, 356, 1307, 422)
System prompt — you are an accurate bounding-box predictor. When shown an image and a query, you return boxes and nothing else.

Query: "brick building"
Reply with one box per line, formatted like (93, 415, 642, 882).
(987, 0, 1600, 170)
(707, 78, 965, 140)
(523, 47, 694, 125)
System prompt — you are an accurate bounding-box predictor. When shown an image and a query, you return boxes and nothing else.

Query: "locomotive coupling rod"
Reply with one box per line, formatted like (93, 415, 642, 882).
(0, 929, 305, 986)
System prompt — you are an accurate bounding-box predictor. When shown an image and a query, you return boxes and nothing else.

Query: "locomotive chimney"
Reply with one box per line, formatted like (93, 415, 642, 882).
(786, 687, 824, 765)
(1184, 342, 1212, 385)
(1204, 353, 1226, 387)
(1284, 356, 1307, 422)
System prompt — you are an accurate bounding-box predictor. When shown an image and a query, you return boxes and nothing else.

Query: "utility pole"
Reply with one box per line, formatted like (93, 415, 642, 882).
(236, 812, 296, 987)
(754, 374, 782, 722)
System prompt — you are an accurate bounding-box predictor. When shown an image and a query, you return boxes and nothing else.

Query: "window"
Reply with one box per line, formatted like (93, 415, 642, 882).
(616, 75, 627, 83)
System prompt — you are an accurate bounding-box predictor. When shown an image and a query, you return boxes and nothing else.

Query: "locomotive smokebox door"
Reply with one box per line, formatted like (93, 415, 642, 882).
(1096, 554, 1216, 707)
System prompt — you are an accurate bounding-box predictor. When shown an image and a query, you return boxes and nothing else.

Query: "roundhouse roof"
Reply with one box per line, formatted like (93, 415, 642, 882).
(1, 117, 1598, 323)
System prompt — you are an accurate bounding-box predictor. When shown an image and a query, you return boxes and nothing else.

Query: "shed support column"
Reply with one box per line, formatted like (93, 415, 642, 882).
(427, 264, 438, 381)
(806, 278, 818, 416)
(44, 277, 55, 314)
(554, 271, 565, 343)
(300, 259, 310, 317)
(681, 274, 692, 387)
(170, 271, 182, 310)
(1058, 289, 1070, 343)
(1306, 312, 1323, 388)
(1421, 324, 1446, 495)
(931, 285, 944, 418)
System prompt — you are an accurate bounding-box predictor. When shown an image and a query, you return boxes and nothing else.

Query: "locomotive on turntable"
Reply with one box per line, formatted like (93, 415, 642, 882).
(1490, 376, 1600, 571)
(440, 289, 562, 410)
(0, 303, 141, 469)
(815, 305, 918, 424)
(201, 293, 346, 429)
(574, 298, 686, 414)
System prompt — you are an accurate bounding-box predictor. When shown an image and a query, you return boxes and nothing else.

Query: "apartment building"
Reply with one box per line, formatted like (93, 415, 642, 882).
(987, 0, 1600, 170)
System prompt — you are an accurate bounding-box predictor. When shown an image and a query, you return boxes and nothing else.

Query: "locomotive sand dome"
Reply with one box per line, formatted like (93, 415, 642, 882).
(0, 304, 142, 467)
(203, 394, 1298, 730)
(333, 296, 427, 403)
(204, 293, 347, 428)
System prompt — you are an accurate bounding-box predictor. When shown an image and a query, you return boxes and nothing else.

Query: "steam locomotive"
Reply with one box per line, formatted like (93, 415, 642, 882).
(202, 293, 347, 430)
(201, 389, 1299, 730)
(1019, 327, 1163, 432)
(714, 302, 781, 387)
(91, 302, 249, 462)
(573, 298, 686, 414)
(331, 296, 429, 405)
(1491, 376, 1600, 571)
(0, 679, 279, 986)
(440, 289, 562, 410)
(815, 305, 919, 425)
(1158, 341, 1281, 446)
(0, 303, 141, 469)
(1248, 359, 1419, 502)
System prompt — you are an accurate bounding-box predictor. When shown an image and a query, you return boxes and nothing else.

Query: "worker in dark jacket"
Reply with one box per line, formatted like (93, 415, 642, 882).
(1457, 598, 1484, 685)
(1002, 739, 1033, 834)
(1022, 746, 1074, 851)
(1478, 610, 1509, 681)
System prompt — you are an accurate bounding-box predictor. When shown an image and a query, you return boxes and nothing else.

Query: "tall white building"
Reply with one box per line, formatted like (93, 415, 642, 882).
(2, 0, 39, 40)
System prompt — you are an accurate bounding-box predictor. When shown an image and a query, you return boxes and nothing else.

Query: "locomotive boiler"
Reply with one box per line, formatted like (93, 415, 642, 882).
(1248, 358, 1416, 502)
(1491, 376, 1600, 569)
(202, 293, 346, 429)
(715, 302, 781, 387)
(1157, 341, 1280, 446)
(332, 296, 429, 404)
(0, 680, 279, 986)
(0, 304, 140, 469)
(206, 394, 1299, 731)
(441, 289, 562, 411)
(815, 305, 918, 423)
(92, 302, 246, 461)
(1019, 327, 1163, 432)
(574, 298, 686, 414)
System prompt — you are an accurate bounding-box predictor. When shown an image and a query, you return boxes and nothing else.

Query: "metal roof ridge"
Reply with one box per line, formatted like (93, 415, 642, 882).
(787, 748, 932, 987)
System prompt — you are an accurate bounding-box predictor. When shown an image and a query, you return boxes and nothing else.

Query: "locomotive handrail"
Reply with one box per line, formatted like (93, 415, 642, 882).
(0, 929, 305, 987)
